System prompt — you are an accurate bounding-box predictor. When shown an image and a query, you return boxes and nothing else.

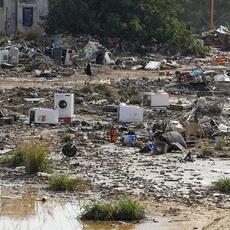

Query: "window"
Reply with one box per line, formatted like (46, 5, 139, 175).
(0, 0, 3, 8)
(23, 7, 33, 27)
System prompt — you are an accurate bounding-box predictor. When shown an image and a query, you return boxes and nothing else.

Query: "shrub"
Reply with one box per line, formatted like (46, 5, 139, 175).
(211, 178, 230, 194)
(0, 142, 52, 174)
(62, 134, 72, 143)
(114, 199, 145, 221)
(81, 203, 115, 221)
(49, 175, 89, 192)
(216, 137, 227, 151)
(24, 26, 43, 42)
(21, 142, 52, 174)
(0, 150, 25, 168)
(80, 199, 145, 221)
(201, 143, 214, 156)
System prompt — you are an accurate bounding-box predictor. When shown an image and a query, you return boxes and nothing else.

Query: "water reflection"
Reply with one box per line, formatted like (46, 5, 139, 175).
(0, 188, 82, 230)
(0, 188, 189, 230)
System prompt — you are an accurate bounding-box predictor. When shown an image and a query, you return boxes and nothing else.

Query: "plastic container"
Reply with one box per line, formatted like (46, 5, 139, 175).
(122, 135, 137, 144)
(146, 143, 154, 152)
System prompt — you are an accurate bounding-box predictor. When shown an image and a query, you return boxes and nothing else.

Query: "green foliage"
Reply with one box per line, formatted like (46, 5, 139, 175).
(62, 134, 72, 143)
(24, 26, 43, 42)
(45, 0, 207, 56)
(215, 136, 227, 151)
(0, 150, 25, 168)
(80, 199, 145, 221)
(49, 175, 89, 192)
(114, 199, 145, 221)
(201, 143, 214, 156)
(22, 142, 52, 174)
(82, 203, 115, 221)
(179, 0, 230, 32)
(0, 142, 52, 174)
(211, 178, 230, 194)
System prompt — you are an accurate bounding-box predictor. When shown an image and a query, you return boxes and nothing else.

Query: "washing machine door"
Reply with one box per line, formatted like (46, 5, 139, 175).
(58, 100, 68, 110)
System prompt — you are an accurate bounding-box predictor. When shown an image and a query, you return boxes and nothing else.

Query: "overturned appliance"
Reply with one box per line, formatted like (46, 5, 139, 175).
(118, 104, 144, 123)
(29, 108, 59, 125)
(143, 92, 169, 107)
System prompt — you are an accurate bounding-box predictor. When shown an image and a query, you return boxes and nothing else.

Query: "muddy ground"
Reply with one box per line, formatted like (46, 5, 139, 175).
(0, 68, 230, 229)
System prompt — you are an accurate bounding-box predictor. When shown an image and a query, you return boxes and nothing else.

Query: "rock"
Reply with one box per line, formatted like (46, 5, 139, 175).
(37, 172, 51, 178)
(15, 166, 25, 173)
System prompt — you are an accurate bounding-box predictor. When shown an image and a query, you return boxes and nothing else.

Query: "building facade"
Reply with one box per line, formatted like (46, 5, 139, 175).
(0, 0, 48, 35)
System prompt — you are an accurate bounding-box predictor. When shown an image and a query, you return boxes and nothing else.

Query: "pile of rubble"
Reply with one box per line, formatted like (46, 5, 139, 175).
(0, 33, 230, 206)
(202, 25, 230, 51)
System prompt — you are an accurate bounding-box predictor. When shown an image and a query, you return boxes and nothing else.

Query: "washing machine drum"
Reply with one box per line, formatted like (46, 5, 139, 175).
(59, 100, 68, 109)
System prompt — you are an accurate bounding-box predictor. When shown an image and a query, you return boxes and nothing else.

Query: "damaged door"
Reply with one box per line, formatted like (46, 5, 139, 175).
(23, 7, 33, 27)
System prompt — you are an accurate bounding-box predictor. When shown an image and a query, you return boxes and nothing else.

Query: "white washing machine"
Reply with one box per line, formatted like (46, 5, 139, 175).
(54, 93, 74, 118)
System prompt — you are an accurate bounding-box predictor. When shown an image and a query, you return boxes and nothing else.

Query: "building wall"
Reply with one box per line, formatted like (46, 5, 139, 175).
(5, 0, 17, 34)
(17, 0, 48, 33)
(37, 0, 48, 18)
(0, 0, 49, 34)
(17, 2, 38, 33)
(0, 7, 4, 34)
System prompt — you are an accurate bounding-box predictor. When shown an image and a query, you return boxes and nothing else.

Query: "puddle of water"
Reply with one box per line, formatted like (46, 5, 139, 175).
(0, 188, 82, 230)
(0, 200, 82, 230)
(0, 188, 203, 230)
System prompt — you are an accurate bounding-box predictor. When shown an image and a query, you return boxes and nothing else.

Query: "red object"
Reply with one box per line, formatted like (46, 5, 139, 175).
(166, 71, 172, 76)
(64, 117, 71, 125)
(110, 126, 118, 143)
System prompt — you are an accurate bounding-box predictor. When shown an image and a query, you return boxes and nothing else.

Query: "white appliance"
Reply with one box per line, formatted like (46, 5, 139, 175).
(54, 93, 74, 118)
(64, 49, 73, 65)
(29, 108, 59, 125)
(118, 104, 144, 123)
(9, 46, 19, 65)
(0, 50, 9, 64)
(143, 92, 169, 107)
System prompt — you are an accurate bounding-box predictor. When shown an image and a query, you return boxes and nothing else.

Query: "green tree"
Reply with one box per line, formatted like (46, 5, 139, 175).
(179, 0, 230, 32)
(45, 0, 208, 55)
